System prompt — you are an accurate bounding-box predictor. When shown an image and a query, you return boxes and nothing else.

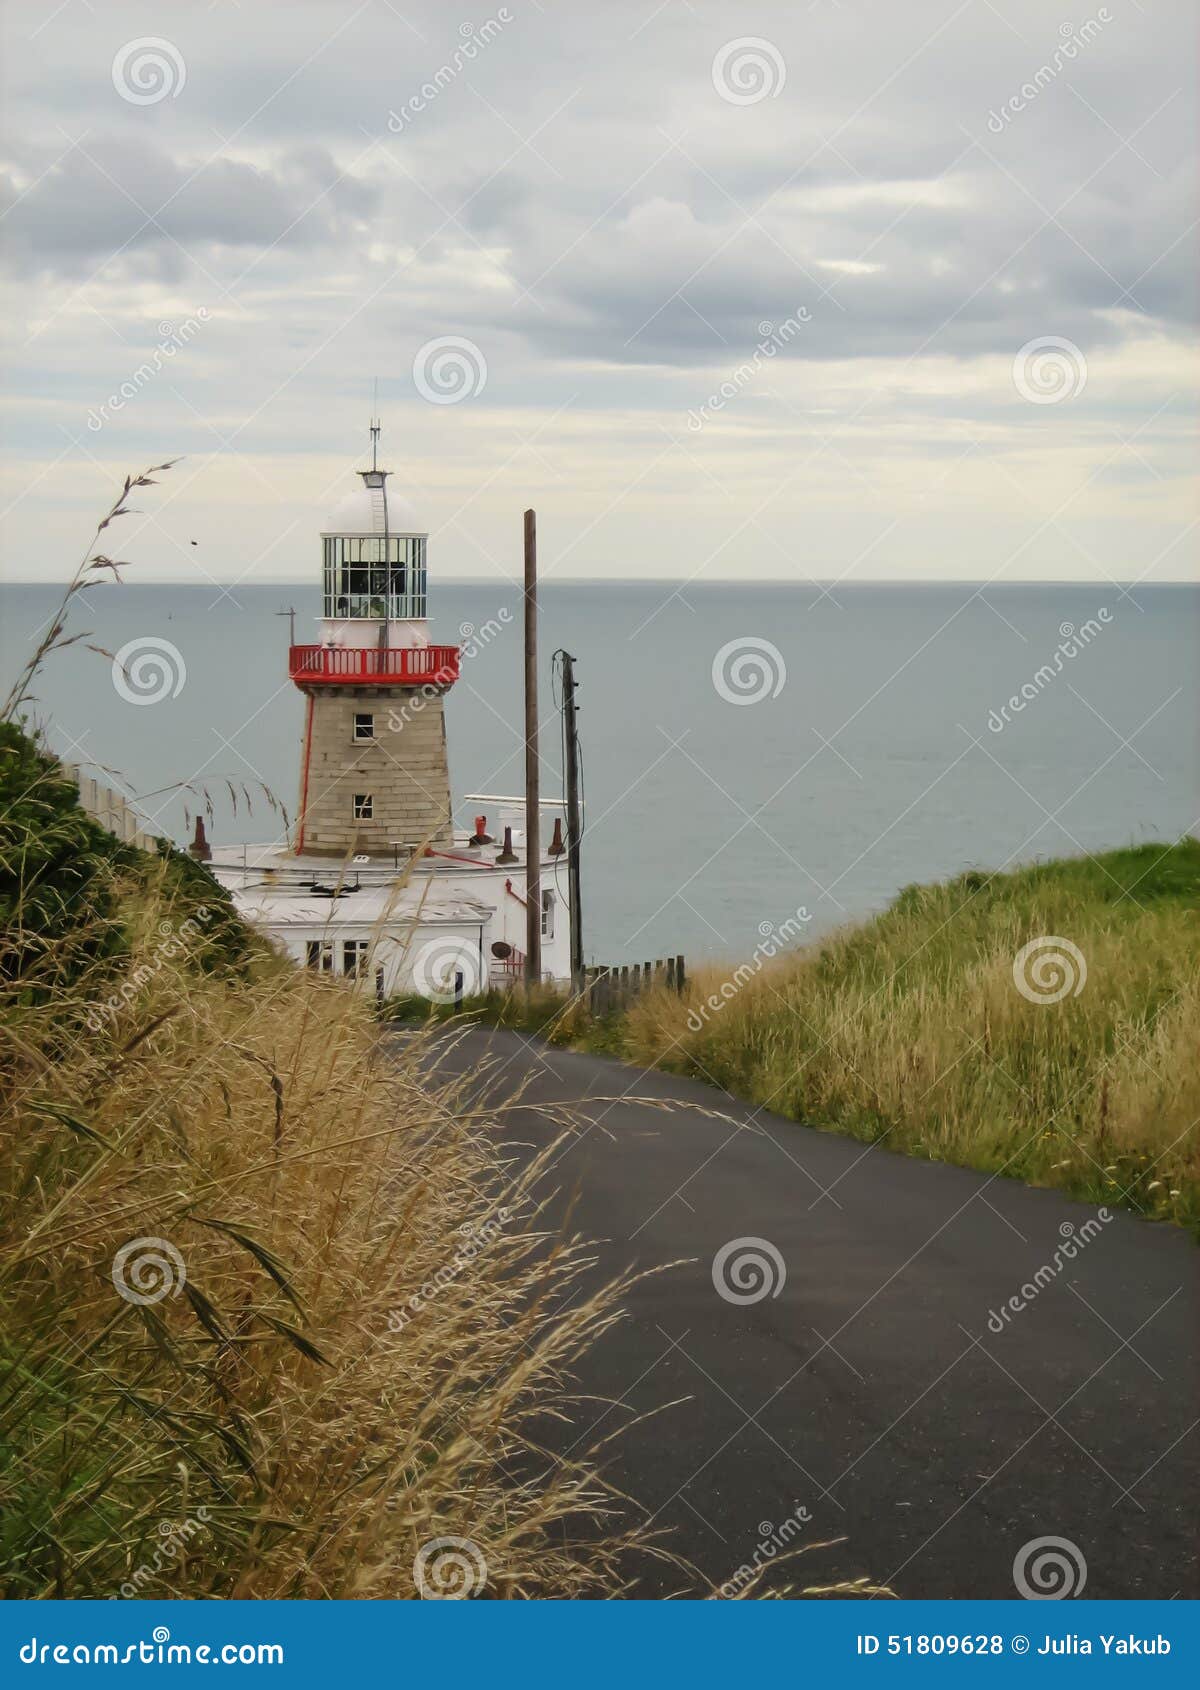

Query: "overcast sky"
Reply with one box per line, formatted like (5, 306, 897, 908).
(1, 0, 1195, 586)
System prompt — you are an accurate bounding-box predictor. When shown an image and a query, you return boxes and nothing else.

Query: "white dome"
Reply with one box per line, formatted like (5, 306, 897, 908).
(322, 471, 424, 536)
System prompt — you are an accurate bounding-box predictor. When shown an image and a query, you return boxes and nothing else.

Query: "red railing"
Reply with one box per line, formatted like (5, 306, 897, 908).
(289, 644, 460, 687)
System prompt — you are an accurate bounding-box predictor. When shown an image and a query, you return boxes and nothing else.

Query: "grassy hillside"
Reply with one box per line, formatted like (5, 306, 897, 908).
(0, 727, 641, 1599)
(618, 842, 1199, 1231)
(428, 843, 1200, 1232)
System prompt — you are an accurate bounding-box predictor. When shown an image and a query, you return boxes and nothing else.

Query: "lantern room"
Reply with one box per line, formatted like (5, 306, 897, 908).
(289, 425, 460, 690)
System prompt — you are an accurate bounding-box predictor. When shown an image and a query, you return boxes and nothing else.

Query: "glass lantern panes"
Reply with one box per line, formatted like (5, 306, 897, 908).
(323, 535, 427, 621)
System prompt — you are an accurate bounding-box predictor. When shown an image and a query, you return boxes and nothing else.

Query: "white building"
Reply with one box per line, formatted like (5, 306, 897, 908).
(206, 429, 572, 999)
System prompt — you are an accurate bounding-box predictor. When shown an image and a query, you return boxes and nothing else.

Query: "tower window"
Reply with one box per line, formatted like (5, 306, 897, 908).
(343, 939, 369, 977)
(353, 794, 373, 820)
(353, 712, 374, 742)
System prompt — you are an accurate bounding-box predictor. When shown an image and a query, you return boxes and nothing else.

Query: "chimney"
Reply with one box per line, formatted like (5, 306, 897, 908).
(189, 818, 211, 862)
(471, 814, 494, 847)
(547, 816, 565, 856)
(496, 825, 519, 865)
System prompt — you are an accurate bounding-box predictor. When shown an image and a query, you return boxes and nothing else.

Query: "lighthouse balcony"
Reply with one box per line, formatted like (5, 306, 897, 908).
(289, 644, 460, 687)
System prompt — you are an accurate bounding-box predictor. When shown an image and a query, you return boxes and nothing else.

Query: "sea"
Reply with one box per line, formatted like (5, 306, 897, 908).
(3, 580, 1197, 965)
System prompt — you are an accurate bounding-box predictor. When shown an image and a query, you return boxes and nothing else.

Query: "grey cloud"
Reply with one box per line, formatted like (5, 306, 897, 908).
(0, 137, 379, 276)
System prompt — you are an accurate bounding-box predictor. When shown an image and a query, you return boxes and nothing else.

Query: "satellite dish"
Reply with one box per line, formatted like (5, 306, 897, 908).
(491, 940, 512, 959)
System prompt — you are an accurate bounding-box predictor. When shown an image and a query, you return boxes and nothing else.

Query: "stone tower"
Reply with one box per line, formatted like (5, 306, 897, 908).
(289, 427, 459, 857)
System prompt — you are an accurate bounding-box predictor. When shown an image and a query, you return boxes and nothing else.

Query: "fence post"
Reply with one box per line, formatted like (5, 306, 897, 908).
(675, 954, 686, 994)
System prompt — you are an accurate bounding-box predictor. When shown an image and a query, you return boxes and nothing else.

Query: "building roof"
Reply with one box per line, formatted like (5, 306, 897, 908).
(322, 469, 424, 537)
(230, 882, 492, 930)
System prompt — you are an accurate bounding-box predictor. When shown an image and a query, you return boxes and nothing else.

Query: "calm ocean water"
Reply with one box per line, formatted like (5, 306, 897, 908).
(3, 581, 1197, 963)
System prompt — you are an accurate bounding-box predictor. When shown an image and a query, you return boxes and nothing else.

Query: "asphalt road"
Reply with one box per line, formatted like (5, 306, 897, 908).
(413, 1025, 1198, 1600)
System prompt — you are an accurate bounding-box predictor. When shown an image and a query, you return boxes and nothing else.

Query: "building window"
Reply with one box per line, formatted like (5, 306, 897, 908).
(353, 712, 374, 742)
(353, 793, 373, 820)
(541, 889, 555, 939)
(305, 940, 333, 973)
(343, 939, 369, 977)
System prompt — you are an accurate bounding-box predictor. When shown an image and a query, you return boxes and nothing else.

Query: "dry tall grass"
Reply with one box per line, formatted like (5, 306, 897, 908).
(0, 847, 650, 1598)
(621, 844, 1200, 1231)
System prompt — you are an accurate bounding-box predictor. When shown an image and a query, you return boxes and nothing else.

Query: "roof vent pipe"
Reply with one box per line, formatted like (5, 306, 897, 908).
(189, 818, 212, 862)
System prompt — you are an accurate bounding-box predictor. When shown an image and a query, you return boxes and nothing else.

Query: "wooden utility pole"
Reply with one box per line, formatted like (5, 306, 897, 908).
(523, 509, 541, 985)
(560, 650, 584, 996)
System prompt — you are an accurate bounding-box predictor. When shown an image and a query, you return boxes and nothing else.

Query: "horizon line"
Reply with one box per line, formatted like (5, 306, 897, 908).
(4, 575, 1196, 589)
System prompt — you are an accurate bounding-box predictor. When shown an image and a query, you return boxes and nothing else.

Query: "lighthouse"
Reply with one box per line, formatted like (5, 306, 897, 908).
(204, 427, 573, 1000)
(288, 423, 461, 857)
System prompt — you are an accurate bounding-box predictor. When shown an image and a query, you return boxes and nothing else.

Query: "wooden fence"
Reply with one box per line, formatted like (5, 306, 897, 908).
(584, 955, 685, 1013)
(65, 765, 160, 853)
